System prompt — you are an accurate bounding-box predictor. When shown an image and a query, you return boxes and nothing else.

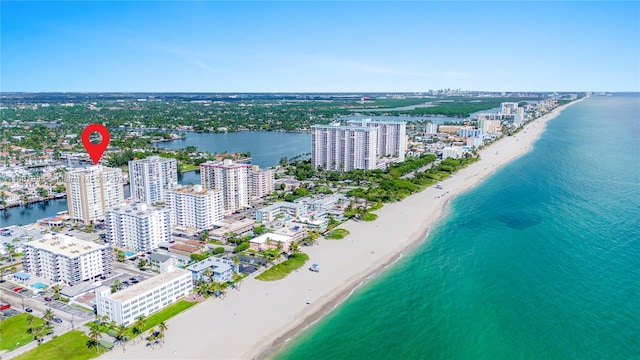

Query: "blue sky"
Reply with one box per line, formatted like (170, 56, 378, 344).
(1, 1, 638, 92)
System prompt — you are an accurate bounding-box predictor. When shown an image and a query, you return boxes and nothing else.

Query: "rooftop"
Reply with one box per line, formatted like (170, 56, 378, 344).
(107, 268, 191, 303)
(251, 232, 292, 245)
(25, 234, 108, 258)
(186, 257, 233, 273)
(106, 201, 168, 218)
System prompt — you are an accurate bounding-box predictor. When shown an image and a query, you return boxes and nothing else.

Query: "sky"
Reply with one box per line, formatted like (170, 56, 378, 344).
(1, 1, 639, 92)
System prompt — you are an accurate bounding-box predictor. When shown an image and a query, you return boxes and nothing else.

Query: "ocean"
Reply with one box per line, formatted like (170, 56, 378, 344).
(275, 94, 640, 359)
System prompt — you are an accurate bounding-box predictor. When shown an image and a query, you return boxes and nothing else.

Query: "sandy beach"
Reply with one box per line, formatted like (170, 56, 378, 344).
(100, 100, 581, 360)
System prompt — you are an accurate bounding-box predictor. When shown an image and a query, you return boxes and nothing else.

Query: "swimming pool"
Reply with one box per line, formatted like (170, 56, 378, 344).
(31, 282, 47, 289)
(124, 251, 136, 258)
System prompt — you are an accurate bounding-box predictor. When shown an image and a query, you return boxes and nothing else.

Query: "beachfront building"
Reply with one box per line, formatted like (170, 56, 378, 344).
(459, 128, 483, 138)
(250, 165, 275, 198)
(22, 234, 112, 285)
(255, 202, 307, 223)
(200, 159, 251, 212)
(128, 156, 178, 205)
(249, 233, 293, 252)
(347, 119, 407, 161)
(65, 166, 124, 224)
(478, 119, 502, 134)
(165, 185, 223, 231)
(311, 123, 377, 172)
(105, 202, 172, 252)
(442, 147, 464, 159)
(186, 257, 236, 283)
(94, 266, 192, 326)
(467, 137, 484, 148)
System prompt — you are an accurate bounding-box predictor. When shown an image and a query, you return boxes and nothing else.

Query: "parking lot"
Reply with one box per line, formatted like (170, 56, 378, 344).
(46, 299, 93, 319)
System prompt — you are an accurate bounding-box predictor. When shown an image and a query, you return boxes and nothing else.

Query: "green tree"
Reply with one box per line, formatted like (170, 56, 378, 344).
(42, 309, 54, 326)
(114, 324, 128, 352)
(132, 315, 146, 338)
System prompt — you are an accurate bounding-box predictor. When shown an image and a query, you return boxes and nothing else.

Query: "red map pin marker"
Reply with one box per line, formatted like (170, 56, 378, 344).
(82, 124, 110, 165)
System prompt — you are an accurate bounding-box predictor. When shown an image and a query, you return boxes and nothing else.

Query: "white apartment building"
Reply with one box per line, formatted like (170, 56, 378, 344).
(65, 166, 124, 224)
(424, 123, 439, 135)
(467, 137, 484, 148)
(501, 102, 520, 115)
(347, 119, 407, 161)
(442, 146, 464, 159)
(22, 234, 112, 285)
(478, 119, 502, 134)
(311, 124, 378, 172)
(200, 160, 251, 212)
(250, 165, 275, 198)
(95, 266, 193, 326)
(129, 156, 178, 205)
(165, 185, 223, 230)
(105, 202, 172, 252)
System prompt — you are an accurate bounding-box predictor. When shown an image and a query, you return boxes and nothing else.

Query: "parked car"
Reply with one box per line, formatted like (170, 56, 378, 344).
(25, 308, 33, 313)
(44, 297, 53, 302)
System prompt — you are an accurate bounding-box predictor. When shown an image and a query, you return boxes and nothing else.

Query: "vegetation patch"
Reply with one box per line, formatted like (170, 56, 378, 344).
(0, 313, 45, 351)
(325, 228, 350, 240)
(256, 253, 309, 281)
(360, 213, 378, 222)
(13, 330, 105, 360)
(131, 300, 196, 336)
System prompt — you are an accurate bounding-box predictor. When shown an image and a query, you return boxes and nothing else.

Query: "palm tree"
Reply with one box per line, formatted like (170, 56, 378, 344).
(195, 281, 209, 297)
(113, 279, 123, 291)
(132, 315, 146, 338)
(289, 241, 300, 255)
(4, 243, 15, 262)
(146, 330, 156, 348)
(156, 321, 168, 344)
(155, 331, 164, 347)
(203, 268, 213, 283)
(232, 272, 243, 291)
(113, 325, 128, 352)
(42, 309, 54, 326)
(51, 284, 62, 300)
(88, 326, 102, 352)
(32, 325, 46, 344)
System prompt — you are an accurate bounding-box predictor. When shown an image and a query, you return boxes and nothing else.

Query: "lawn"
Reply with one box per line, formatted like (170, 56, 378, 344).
(256, 253, 310, 281)
(360, 213, 378, 222)
(88, 299, 197, 338)
(325, 228, 350, 240)
(0, 313, 45, 351)
(137, 300, 196, 334)
(13, 330, 105, 360)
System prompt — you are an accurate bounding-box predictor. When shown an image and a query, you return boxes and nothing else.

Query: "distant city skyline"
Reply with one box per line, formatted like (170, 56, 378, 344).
(1, 1, 638, 92)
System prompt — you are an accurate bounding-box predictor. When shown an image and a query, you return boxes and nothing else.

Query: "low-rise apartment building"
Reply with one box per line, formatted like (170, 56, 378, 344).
(95, 267, 193, 326)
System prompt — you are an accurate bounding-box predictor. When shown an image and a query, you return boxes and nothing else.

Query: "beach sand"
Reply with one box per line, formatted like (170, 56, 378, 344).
(100, 100, 581, 360)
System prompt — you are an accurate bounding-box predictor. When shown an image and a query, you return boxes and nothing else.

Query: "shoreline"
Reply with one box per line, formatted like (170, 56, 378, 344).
(252, 99, 584, 359)
(99, 99, 584, 360)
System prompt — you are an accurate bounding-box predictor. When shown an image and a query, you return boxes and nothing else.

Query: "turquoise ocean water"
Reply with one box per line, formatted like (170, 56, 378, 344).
(276, 94, 640, 360)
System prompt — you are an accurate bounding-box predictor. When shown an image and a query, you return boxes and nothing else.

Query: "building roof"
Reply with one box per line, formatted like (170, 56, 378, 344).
(25, 234, 108, 258)
(186, 257, 233, 274)
(169, 243, 200, 254)
(147, 252, 172, 263)
(250, 232, 292, 245)
(106, 202, 168, 219)
(106, 268, 191, 303)
(14, 271, 30, 280)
